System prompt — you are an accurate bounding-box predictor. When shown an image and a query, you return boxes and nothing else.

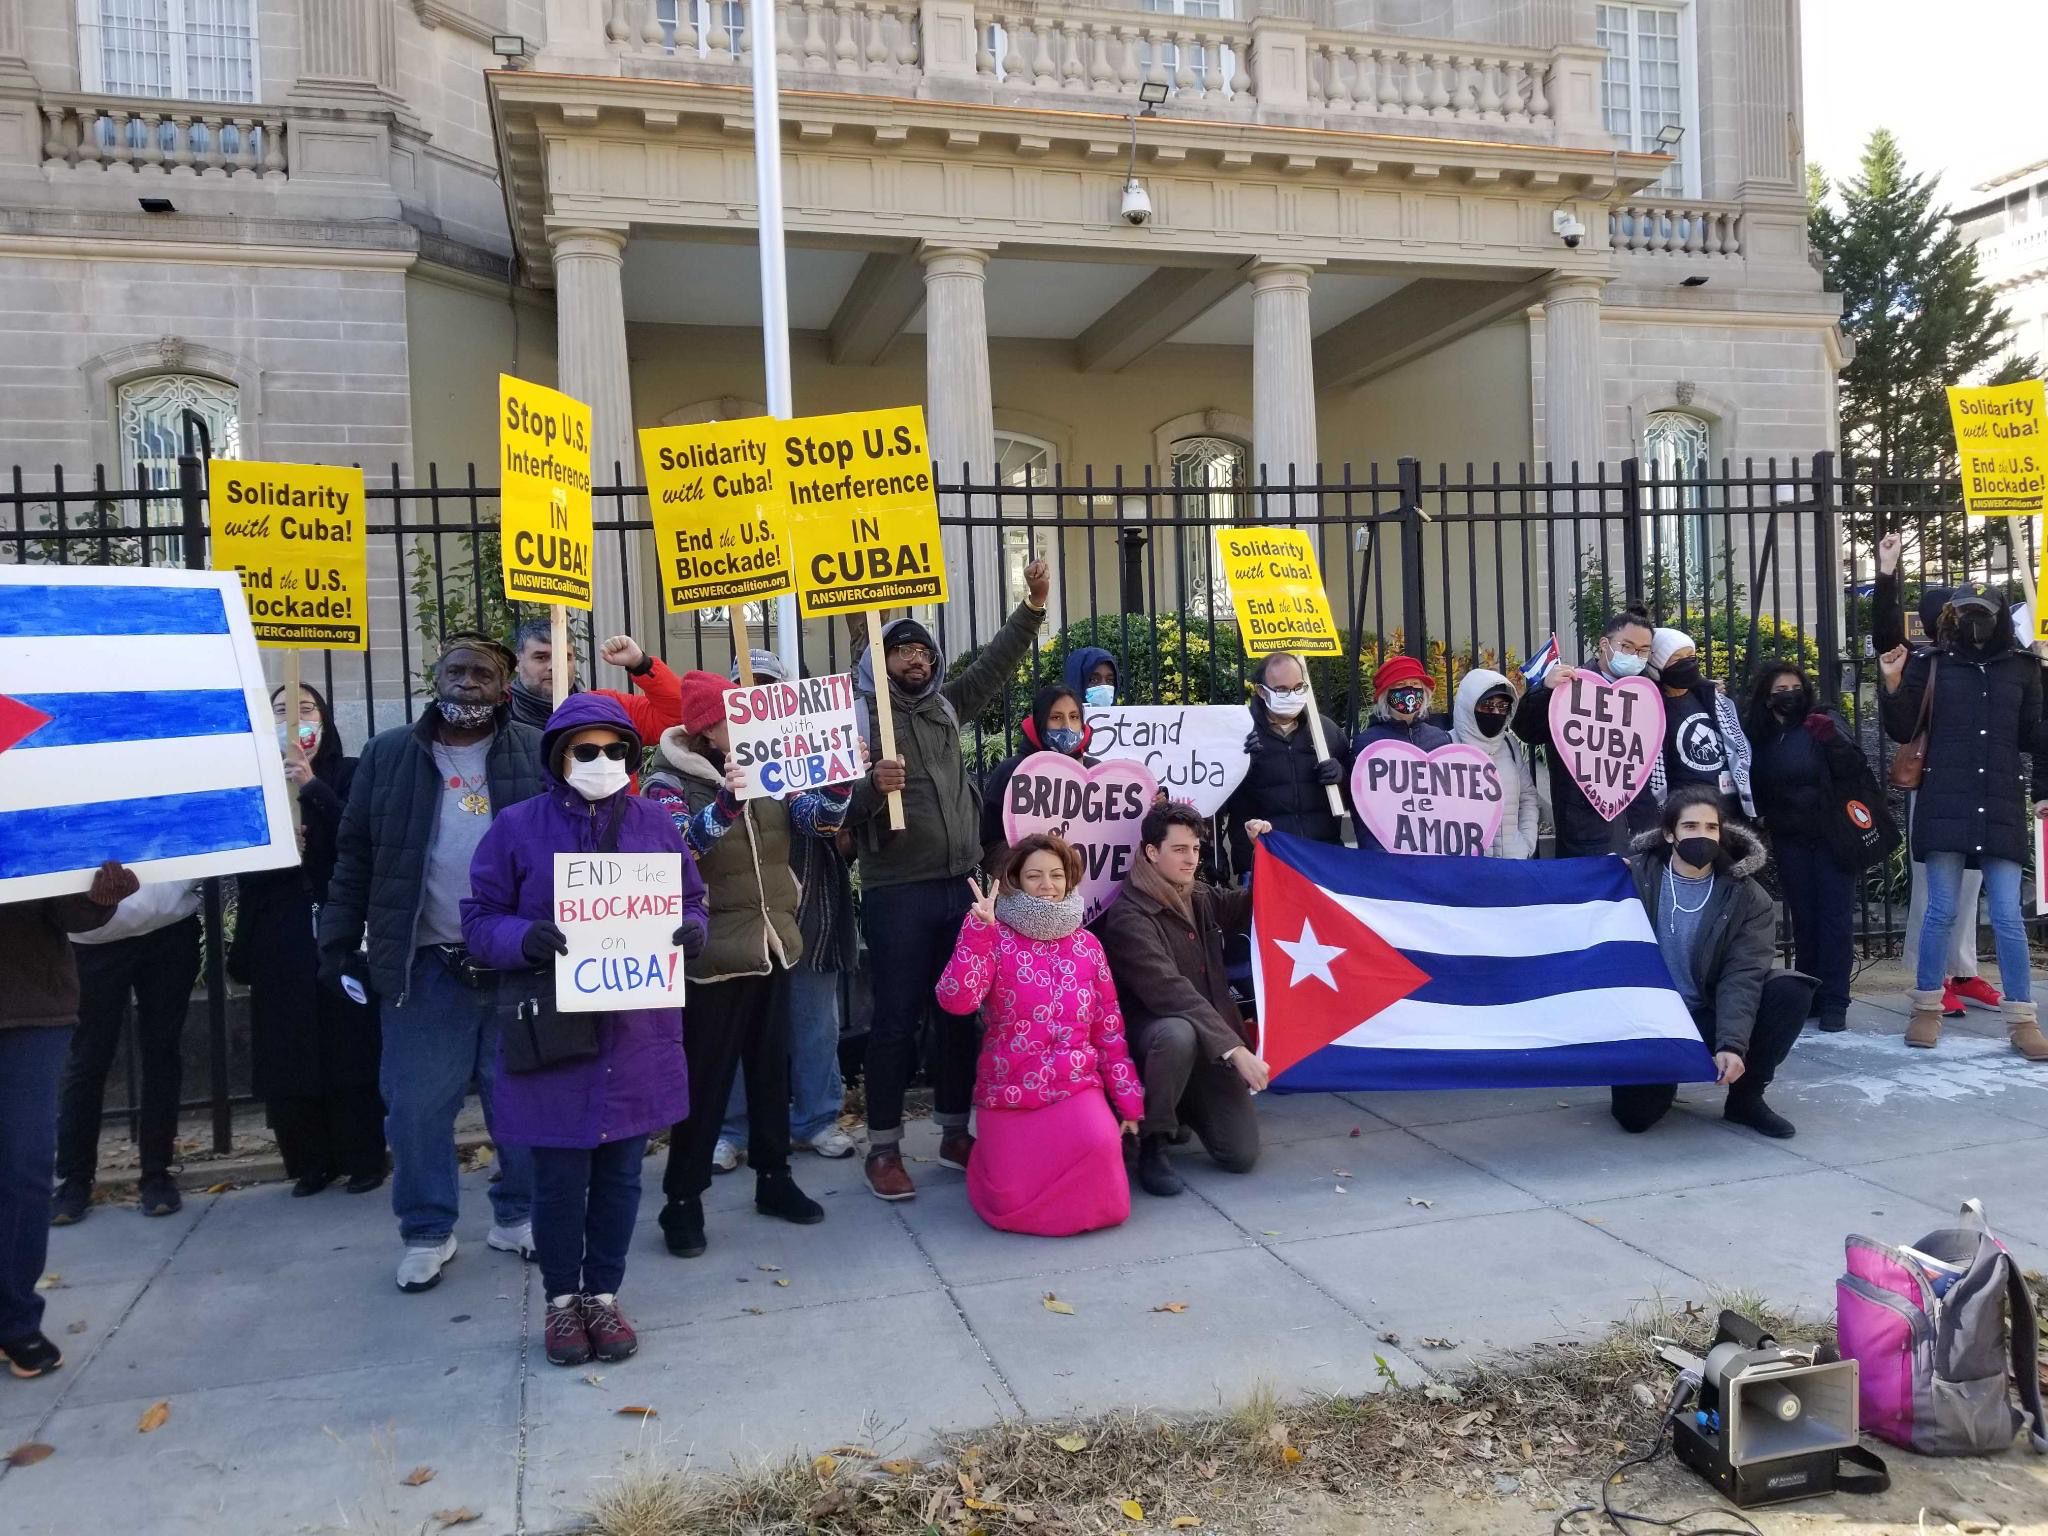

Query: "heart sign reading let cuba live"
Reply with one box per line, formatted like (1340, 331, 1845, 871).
(1000, 753, 1160, 923)
(1349, 740, 1504, 856)
(1547, 672, 1665, 822)
(783, 406, 946, 619)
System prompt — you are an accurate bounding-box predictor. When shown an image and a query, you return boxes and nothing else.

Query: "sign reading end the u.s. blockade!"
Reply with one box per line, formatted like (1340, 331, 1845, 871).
(1215, 527, 1341, 657)
(784, 406, 947, 619)
(208, 459, 368, 650)
(640, 417, 794, 615)
(1947, 379, 2047, 516)
(499, 374, 594, 609)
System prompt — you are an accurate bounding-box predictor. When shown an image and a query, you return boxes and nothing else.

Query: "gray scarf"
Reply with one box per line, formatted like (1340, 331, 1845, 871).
(995, 888, 1084, 942)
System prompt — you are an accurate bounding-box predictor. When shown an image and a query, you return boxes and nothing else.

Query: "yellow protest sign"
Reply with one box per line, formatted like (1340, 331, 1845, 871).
(499, 374, 593, 608)
(209, 459, 368, 650)
(1216, 527, 1341, 656)
(1948, 380, 2047, 516)
(640, 418, 794, 614)
(783, 405, 946, 619)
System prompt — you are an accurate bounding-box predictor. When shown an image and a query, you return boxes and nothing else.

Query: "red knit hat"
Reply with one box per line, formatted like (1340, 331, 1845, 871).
(677, 669, 734, 735)
(1372, 654, 1431, 696)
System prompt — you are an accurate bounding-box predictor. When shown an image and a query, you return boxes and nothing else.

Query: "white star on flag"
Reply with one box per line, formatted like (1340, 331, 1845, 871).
(1275, 917, 1344, 990)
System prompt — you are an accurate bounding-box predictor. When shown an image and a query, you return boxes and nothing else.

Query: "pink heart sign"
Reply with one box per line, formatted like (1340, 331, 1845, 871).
(1349, 740, 1506, 856)
(1546, 672, 1666, 821)
(999, 752, 1159, 922)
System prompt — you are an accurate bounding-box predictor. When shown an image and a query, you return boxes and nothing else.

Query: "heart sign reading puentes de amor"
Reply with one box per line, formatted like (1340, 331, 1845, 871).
(1350, 740, 1505, 856)
(1547, 672, 1665, 822)
(999, 753, 1160, 923)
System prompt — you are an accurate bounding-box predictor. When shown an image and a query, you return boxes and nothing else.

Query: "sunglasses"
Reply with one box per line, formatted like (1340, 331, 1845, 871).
(568, 741, 632, 763)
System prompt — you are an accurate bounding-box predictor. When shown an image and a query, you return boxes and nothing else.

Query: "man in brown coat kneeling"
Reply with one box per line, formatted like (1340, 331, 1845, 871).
(1093, 804, 1272, 1196)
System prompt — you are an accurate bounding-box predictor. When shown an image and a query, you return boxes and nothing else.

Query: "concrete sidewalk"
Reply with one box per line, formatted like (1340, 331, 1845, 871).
(6, 994, 2048, 1535)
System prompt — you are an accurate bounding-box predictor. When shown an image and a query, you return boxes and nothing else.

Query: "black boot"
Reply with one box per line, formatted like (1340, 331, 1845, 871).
(1136, 1134, 1183, 1197)
(1725, 1086, 1796, 1139)
(755, 1171, 824, 1226)
(49, 1178, 91, 1227)
(660, 1196, 707, 1258)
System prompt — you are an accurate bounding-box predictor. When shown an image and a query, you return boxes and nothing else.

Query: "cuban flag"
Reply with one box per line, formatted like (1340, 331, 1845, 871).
(1252, 832, 1714, 1092)
(0, 567, 296, 901)
(1519, 632, 1561, 689)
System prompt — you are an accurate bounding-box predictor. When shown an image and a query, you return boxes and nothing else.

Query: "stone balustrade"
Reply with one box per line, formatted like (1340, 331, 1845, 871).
(610, 0, 923, 79)
(1610, 199, 1744, 258)
(1299, 31, 1553, 129)
(40, 95, 286, 180)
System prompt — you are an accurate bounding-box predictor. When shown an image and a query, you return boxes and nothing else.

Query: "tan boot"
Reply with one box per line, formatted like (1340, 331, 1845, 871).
(2004, 999, 2048, 1061)
(1904, 989, 1946, 1049)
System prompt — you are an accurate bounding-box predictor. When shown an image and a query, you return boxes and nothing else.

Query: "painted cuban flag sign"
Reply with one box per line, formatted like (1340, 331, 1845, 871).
(0, 566, 297, 901)
(1251, 831, 1714, 1092)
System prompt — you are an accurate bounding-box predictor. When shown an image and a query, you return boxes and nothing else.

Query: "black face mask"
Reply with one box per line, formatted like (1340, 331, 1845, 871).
(1474, 710, 1510, 738)
(1767, 692, 1806, 720)
(1960, 613, 1997, 648)
(1671, 835, 1720, 870)
(1660, 659, 1702, 691)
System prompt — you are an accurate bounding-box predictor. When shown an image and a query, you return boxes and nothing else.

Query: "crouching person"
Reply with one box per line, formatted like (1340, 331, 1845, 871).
(936, 835, 1146, 1236)
(461, 695, 708, 1367)
(1614, 785, 1814, 1140)
(1094, 805, 1271, 1195)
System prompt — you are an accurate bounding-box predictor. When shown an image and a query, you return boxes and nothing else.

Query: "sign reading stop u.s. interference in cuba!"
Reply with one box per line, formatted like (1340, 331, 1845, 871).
(783, 405, 947, 619)
(1948, 379, 2047, 516)
(1215, 527, 1341, 656)
(640, 418, 795, 615)
(499, 374, 593, 608)
(208, 459, 368, 650)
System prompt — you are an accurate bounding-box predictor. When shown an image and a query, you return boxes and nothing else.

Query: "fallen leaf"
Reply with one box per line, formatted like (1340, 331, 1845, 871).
(5, 1443, 55, 1467)
(757, 1263, 782, 1273)
(813, 1453, 837, 1478)
(1520, 1439, 1534, 1462)
(1422, 1383, 1464, 1403)
(1332, 1168, 1353, 1178)
(1281, 1446, 1304, 1465)
(965, 1497, 1006, 1512)
(400, 1465, 436, 1487)
(1120, 1498, 1146, 1519)
(204, 1181, 233, 1195)
(1450, 1410, 1485, 1436)
(879, 1458, 918, 1475)
(1405, 1196, 1434, 1209)
(1152, 1301, 1189, 1314)
(1260, 1230, 1280, 1237)
(829, 1444, 877, 1458)
(1042, 1294, 1075, 1316)
(775, 1278, 791, 1288)
(1376, 1330, 1402, 1345)
(34, 1273, 62, 1292)
(1194, 1459, 1218, 1480)
(1011, 1505, 1039, 1524)
(432, 1510, 481, 1528)
(615, 1406, 658, 1418)
(137, 1402, 170, 1434)
(1419, 1336, 1455, 1349)
(65, 1320, 87, 1335)
(1054, 1434, 1089, 1453)
(1171, 1519, 1200, 1531)
(1348, 1127, 1362, 1137)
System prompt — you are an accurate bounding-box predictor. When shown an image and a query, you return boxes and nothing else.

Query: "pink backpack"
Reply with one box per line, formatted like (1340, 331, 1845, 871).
(1838, 1199, 2048, 1456)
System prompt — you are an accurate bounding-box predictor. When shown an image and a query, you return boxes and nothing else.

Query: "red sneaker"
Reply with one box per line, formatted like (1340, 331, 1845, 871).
(1952, 976, 2002, 1010)
(1940, 983, 1966, 1018)
(581, 1294, 637, 1362)
(544, 1297, 591, 1367)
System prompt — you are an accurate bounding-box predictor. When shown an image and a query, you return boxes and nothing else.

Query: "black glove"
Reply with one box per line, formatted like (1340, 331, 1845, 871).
(520, 921, 568, 966)
(1314, 757, 1342, 787)
(672, 917, 707, 960)
(1242, 729, 1262, 757)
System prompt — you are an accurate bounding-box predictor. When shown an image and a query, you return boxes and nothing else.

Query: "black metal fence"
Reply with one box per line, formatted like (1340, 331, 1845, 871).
(7, 447, 2039, 1149)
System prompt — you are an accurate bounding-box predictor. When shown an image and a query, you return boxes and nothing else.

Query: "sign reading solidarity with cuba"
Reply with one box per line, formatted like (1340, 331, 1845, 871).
(1215, 527, 1341, 657)
(640, 417, 795, 614)
(209, 459, 368, 650)
(724, 672, 863, 802)
(1547, 672, 1664, 822)
(1947, 379, 2047, 516)
(499, 374, 594, 609)
(553, 852, 685, 1013)
(1083, 704, 1252, 818)
(1350, 741, 1504, 856)
(783, 405, 947, 619)
(1000, 753, 1160, 922)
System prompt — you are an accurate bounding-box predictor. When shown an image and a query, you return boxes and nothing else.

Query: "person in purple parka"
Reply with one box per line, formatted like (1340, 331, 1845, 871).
(462, 692, 707, 1369)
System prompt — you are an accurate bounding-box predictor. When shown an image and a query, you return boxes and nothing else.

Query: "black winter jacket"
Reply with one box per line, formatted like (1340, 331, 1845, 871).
(1626, 823, 1776, 1059)
(1512, 663, 1658, 856)
(317, 707, 545, 1001)
(1880, 629, 2047, 865)
(1746, 707, 1869, 855)
(1221, 700, 1351, 879)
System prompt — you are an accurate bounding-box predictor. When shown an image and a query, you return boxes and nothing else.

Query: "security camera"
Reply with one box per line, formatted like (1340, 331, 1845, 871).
(1120, 180, 1153, 226)
(1553, 209, 1586, 249)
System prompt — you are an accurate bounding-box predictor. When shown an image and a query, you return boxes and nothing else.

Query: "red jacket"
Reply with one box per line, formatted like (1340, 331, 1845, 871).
(604, 657, 685, 744)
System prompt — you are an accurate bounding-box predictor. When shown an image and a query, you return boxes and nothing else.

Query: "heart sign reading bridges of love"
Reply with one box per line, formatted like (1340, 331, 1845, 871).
(1350, 740, 1506, 856)
(1547, 672, 1665, 821)
(999, 753, 1160, 922)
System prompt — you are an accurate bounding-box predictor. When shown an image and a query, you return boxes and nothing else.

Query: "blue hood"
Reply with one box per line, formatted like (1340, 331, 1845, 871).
(1063, 646, 1118, 696)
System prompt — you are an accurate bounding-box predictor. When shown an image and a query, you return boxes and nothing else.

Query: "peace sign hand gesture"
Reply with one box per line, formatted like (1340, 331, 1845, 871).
(965, 874, 998, 929)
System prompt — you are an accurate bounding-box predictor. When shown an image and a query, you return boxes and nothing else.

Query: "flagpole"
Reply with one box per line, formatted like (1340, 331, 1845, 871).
(750, 0, 802, 676)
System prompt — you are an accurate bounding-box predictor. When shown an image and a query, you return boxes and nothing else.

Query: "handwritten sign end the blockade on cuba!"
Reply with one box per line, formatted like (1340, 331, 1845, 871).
(725, 672, 863, 801)
(784, 405, 947, 619)
(1351, 741, 1505, 855)
(640, 417, 795, 615)
(209, 460, 368, 650)
(1215, 527, 1341, 657)
(1547, 672, 1664, 822)
(1000, 753, 1160, 922)
(1948, 379, 2047, 517)
(499, 374, 595, 609)
(554, 852, 685, 1014)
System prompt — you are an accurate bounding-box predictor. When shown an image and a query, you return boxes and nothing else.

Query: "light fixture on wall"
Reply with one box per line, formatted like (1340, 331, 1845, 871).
(1654, 123, 1685, 150)
(492, 34, 529, 65)
(1137, 80, 1168, 117)
(1681, 274, 1709, 287)
(138, 197, 175, 214)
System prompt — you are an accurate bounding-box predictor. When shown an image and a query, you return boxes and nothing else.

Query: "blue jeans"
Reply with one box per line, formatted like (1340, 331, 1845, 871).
(721, 966, 845, 1146)
(531, 1135, 646, 1300)
(1918, 854, 2032, 1002)
(380, 950, 532, 1246)
(0, 1027, 70, 1343)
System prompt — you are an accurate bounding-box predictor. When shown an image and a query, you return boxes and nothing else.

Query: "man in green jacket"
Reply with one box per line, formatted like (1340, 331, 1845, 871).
(847, 558, 1051, 1200)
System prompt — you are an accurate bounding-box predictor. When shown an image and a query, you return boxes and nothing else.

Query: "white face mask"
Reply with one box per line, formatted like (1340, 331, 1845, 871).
(565, 757, 630, 801)
(1083, 684, 1114, 708)
(1261, 685, 1309, 719)
(1606, 650, 1648, 679)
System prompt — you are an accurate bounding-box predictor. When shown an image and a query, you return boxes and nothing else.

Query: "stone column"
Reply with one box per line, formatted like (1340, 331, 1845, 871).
(0, 0, 37, 177)
(1250, 260, 1319, 506)
(920, 241, 1003, 642)
(295, 0, 398, 97)
(1542, 273, 1608, 650)
(551, 224, 648, 648)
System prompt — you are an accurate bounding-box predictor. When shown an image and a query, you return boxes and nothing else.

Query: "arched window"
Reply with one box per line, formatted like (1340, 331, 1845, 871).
(117, 371, 240, 560)
(1643, 409, 1711, 607)
(994, 430, 1056, 619)
(1170, 433, 1246, 618)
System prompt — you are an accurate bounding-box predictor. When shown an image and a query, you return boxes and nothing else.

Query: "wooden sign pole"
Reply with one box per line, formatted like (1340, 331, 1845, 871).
(867, 606, 905, 830)
(1300, 675, 1351, 834)
(732, 606, 756, 687)
(550, 604, 570, 708)
(281, 648, 304, 834)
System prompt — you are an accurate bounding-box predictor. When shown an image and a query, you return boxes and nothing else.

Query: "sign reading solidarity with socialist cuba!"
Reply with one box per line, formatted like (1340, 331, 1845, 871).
(1215, 528, 1341, 656)
(1000, 753, 1160, 922)
(1547, 672, 1664, 822)
(499, 374, 594, 608)
(783, 405, 946, 618)
(1947, 379, 2047, 516)
(724, 672, 863, 801)
(1083, 705, 1251, 819)
(554, 852, 685, 1013)
(209, 459, 368, 650)
(640, 418, 794, 614)
(1350, 740, 1504, 856)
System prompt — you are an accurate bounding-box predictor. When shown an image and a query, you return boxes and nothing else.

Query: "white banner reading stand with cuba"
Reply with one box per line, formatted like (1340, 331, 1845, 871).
(0, 565, 297, 902)
(1082, 704, 1251, 819)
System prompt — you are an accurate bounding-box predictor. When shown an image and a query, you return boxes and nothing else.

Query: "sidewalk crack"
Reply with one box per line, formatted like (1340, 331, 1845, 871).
(888, 1206, 1026, 1419)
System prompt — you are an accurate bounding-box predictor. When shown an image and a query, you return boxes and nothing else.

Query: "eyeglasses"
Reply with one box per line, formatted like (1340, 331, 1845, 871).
(1609, 639, 1651, 658)
(568, 741, 632, 763)
(890, 644, 935, 664)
